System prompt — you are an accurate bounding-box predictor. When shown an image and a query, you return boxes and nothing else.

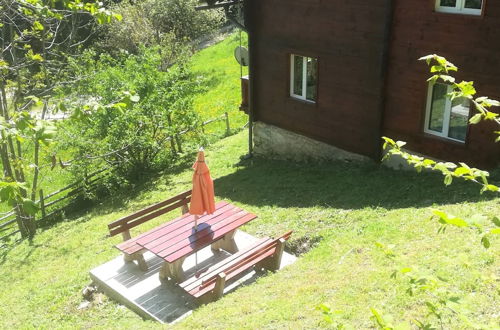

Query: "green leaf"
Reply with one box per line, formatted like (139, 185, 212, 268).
(485, 111, 499, 120)
(316, 303, 331, 313)
(454, 167, 470, 176)
(395, 141, 406, 148)
(30, 53, 44, 62)
(370, 308, 387, 328)
(22, 198, 39, 215)
(430, 65, 443, 73)
(476, 97, 500, 107)
(485, 184, 499, 192)
(469, 113, 482, 124)
(456, 81, 476, 97)
(446, 216, 468, 228)
(400, 267, 412, 274)
(443, 162, 457, 169)
(418, 54, 435, 64)
(439, 75, 455, 83)
(427, 75, 439, 83)
(33, 21, 44, 31)
(490, 228, 500, 235)
(423, 159, 436, 166)
(492, 217, 500, 227)
(444, 175, 453, 186)
(481, 236, 490, 249)
(432, 210, 448, 220)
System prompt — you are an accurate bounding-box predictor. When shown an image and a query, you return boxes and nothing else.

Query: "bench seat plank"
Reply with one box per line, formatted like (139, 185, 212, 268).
(192, 245, 278, 298)
(179, 231, 292, 300)
(180, 237, 272, 291)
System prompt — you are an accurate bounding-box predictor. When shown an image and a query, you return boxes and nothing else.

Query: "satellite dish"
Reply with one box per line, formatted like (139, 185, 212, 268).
(234, 46, 249, 67)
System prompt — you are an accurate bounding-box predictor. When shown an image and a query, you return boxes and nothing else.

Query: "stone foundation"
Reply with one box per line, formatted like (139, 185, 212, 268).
(253, 122, 369, 163)
(381, 147, 442, 172)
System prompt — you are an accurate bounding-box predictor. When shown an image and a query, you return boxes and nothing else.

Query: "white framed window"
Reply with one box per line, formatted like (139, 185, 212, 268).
(435, 0, 483, 15)
(290, 54, 318, 102)
(424, 82, 471, 143)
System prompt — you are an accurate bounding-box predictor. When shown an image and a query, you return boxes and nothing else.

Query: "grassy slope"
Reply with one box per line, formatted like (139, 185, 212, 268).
(191, 32, 248, 135)
(0, 131, 498, 329)
(0, 34, 499, 328)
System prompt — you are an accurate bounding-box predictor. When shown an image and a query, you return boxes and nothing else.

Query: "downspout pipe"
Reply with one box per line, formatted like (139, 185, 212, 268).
(243, 0, 253, 157)
(376, 0, 395, 162)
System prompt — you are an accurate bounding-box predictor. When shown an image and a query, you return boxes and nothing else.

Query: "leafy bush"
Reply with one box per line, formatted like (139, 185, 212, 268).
(58, 47, 205, 184)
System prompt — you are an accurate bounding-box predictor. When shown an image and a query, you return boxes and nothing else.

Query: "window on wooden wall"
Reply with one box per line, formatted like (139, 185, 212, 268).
(435, 0, 483, 15)
(424, 82, 471, 142)
(290, 54, 318, 102)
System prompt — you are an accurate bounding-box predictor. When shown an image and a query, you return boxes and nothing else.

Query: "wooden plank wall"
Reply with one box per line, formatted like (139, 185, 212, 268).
(247, 0, 391, 160)
(384, 0, 500, 167)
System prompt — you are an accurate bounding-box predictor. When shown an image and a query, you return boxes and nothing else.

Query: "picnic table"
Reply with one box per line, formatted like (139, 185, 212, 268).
(108, 190, 292, 302)
(113, 197, 257, 282)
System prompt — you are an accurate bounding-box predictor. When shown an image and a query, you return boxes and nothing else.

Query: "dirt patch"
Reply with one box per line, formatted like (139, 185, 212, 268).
(286, 235, 322, 256)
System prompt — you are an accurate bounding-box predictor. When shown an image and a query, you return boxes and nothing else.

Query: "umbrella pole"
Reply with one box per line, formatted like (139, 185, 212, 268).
(194, 215, 199, 270)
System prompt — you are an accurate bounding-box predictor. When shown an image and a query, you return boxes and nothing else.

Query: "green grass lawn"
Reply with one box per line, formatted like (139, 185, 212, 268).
(0, 130, 498, 329)
(191, 32, 249, 136)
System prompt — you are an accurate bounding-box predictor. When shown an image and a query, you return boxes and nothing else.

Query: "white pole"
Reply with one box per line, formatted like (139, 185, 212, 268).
(194, 214, 200, 270)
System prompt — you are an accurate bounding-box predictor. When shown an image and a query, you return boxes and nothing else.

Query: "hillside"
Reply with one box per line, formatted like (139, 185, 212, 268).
(0, 34, 499, 329)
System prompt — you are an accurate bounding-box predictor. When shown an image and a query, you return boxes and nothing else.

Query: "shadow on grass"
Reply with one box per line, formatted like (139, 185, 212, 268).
(213, 157, 496, 210)
(0, 237, 42, 266)
(36, 153, 198, 231)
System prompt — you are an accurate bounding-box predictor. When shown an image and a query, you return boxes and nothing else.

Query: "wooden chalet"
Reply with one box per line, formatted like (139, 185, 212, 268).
(200, 0, 500, 168)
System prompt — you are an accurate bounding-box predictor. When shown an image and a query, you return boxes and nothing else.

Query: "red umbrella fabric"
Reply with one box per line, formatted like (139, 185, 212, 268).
(189, 148, 215, 228)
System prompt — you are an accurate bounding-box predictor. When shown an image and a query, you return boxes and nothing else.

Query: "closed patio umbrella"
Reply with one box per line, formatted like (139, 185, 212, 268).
(189, 147, 215, 230)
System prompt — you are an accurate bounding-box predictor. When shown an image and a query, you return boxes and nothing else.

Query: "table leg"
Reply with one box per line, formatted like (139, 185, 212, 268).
(168, 257, 186, 282)
(159, 262, 171, 281)
(135, 254, 148, 271)
(211, 230, 238, 254)
(123, 253, 148, 271)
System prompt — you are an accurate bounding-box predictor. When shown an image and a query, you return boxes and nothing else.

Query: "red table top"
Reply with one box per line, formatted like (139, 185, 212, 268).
(123, 201, 257, 263)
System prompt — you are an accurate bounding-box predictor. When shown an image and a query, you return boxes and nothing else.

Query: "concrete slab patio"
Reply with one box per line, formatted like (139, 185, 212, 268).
(90, 230, 297, 324)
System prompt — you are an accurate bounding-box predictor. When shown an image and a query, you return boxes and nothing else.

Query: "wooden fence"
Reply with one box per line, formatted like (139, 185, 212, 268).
(0, 113, 231, 243)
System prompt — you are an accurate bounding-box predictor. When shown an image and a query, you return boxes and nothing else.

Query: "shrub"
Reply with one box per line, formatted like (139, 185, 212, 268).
(58, 47, 205, 184)
(99, 0, 225, 55)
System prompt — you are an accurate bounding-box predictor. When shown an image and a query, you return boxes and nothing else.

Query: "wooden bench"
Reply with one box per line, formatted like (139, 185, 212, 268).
(108, 190, 192, 271)
(179, 231, 292, 303)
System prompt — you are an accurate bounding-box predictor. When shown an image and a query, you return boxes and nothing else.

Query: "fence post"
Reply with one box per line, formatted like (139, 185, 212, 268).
(39, 189, 46, 219)
(224, 112, 230, 135)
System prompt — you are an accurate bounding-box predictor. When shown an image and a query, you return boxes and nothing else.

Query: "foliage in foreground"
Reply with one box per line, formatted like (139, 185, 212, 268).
(0, 0, 120, 237)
